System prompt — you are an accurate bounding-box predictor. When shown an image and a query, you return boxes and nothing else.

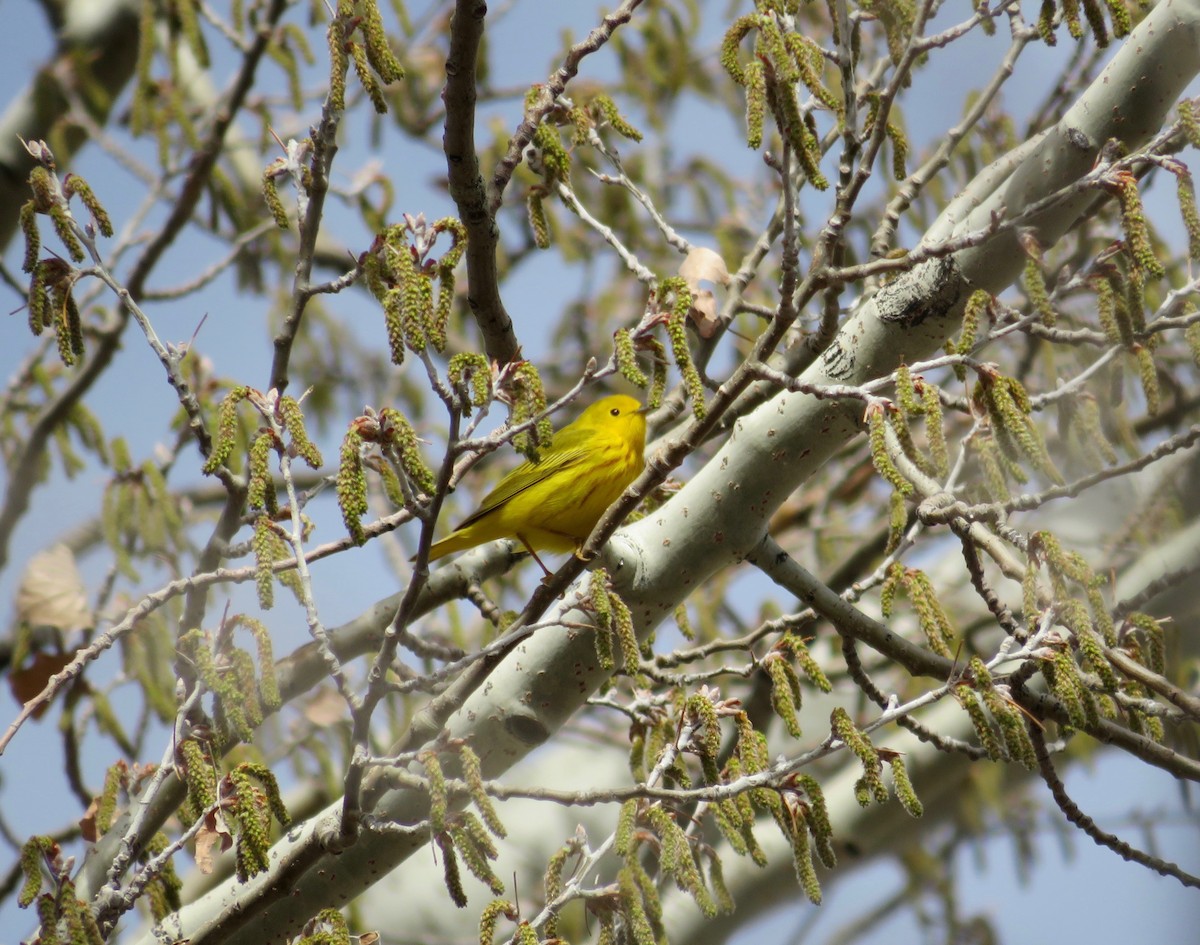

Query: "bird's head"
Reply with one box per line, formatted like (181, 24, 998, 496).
(578, 394, 648, 447)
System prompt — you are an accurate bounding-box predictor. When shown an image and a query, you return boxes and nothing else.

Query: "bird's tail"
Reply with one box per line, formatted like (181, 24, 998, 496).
(424, 529, 473, 562)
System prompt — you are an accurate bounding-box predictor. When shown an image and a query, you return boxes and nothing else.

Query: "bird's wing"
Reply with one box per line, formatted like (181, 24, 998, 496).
(454, 442, 591, 530)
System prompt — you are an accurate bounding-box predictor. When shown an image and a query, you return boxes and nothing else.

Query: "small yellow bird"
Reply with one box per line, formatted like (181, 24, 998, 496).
(426, 394, 648, 568)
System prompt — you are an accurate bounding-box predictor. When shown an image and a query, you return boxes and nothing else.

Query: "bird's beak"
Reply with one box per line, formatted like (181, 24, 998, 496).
(636, 404, 653, 415)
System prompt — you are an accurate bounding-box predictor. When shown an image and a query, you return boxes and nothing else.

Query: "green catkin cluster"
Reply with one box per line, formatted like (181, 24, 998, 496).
(1095, 271, 1133, 347)
(1093, 267, 1162, 414)
(364, 219, 465, 365)
(506, 363, 552, 460)
(1186, 315, 1200, 369)
(976, 371, 1063, 485)
(37, 880, 105, 945)
(336, 424, 368, 545)
(513, 921, 538, 945)
(178, 737, 218, 823)
(20, 193, 40, 274)
(796, 774, 836, 868)
(965, 658, 1037, 768)
(526, 191, 550, 249)
(421, 750, 449, 834)
(887, 756, 922, 817)
(866, 402, 912, 496)
(949, 289, 991, 376)
(202, 386, 251, 474)
(646, 805, 717, 916)
(25, 255, 85, 366)
(1174, 167, 1200, 261)
(448, 352, 492, 409)
(955, 681, 1012, 762)
(656, 278, 706, 419)
(1044, 648, 1096, 730)
(615, 327, 650, 388)
(1023, 254, 1056, 325)
(247, 433, 277, 514)
(879, 564, 957, 657)
(326, 1, 350, 113)
(1179, 100, 1200, 149)
(674, 602, 695, 641)
(449, 812, 504, 895)
(785, 32, 841, 116)
(178, 627, 279, 744)
(278, 395, 323, 469)
(228, 762, 290, 882)
(330, 0, 404, 114)
(1038, 0, 1125, 45)
(886, 394, 932, 480)
(30, 166, 85, 263)
(51, 274, 85, 366)
(640, 337, 668, 409)
(1062, 391, 1119, 469)
(252, 515, 283, 609)
(618, 863, 663, 945)
(583, 93, 644, 142)
(859, 0, 916, 65)
(458, 744, 506, 838)
(435, 831, 467, 907)
(18, 836, 58, 907)
(141, 832, 183, 920)
(478, 900, 518, 945)
(611, 588, 639, 676)
(707, 853, 736, 913)
(589, 568, 616, 671)
(95, 764, 123, 836)
(719, 10, 829, 188)
(1026, 532, 1162, 734)
(893, 362, 919, 415)
(1114, 172, 1165, 279)
(532, 121, 571, 184)
(615, 799, 639, 856)
(295, 910, 351, 945)
(62, 174, 113, 238)
(262, 159, 291, 228)
(541, 843, 572, 938)
(763, 652, 804, 738)
(830, 708, 889, 805)
(888, 370, 948, 505)
(788, 810, 821, 904)
(744, 59, 766, 148)
(231, 615, 281, 711)
(778, 633, 833, 693)
(1127, 612, 1165, 674)
(1133, 345, 1160, 416)
(863, 93, 909, 181)
(919, 378, 950, 479)
(685, 693, 722, 785)
(378, 407, 435, 496)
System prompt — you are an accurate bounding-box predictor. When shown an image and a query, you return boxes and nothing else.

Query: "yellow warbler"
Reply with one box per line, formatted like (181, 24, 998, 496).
(427, 394, 647, 566)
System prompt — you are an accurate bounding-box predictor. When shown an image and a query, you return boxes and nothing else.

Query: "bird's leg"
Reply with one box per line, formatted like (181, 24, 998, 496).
(517, 535, 553, 579)
(572, 542, 597, 563)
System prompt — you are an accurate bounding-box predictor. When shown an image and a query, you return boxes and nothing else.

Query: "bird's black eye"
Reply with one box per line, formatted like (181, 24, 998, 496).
(610, 407, 621, 417)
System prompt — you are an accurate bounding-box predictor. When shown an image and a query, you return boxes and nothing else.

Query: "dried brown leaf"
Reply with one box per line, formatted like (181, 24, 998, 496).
(302, 686, 346, 726)
(9, 650, 76, 718)
(690, 288, 720, 338)
(679, 247, 731, 288)
(194, 810, 234, 874)
(16, 544, 92, 633)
